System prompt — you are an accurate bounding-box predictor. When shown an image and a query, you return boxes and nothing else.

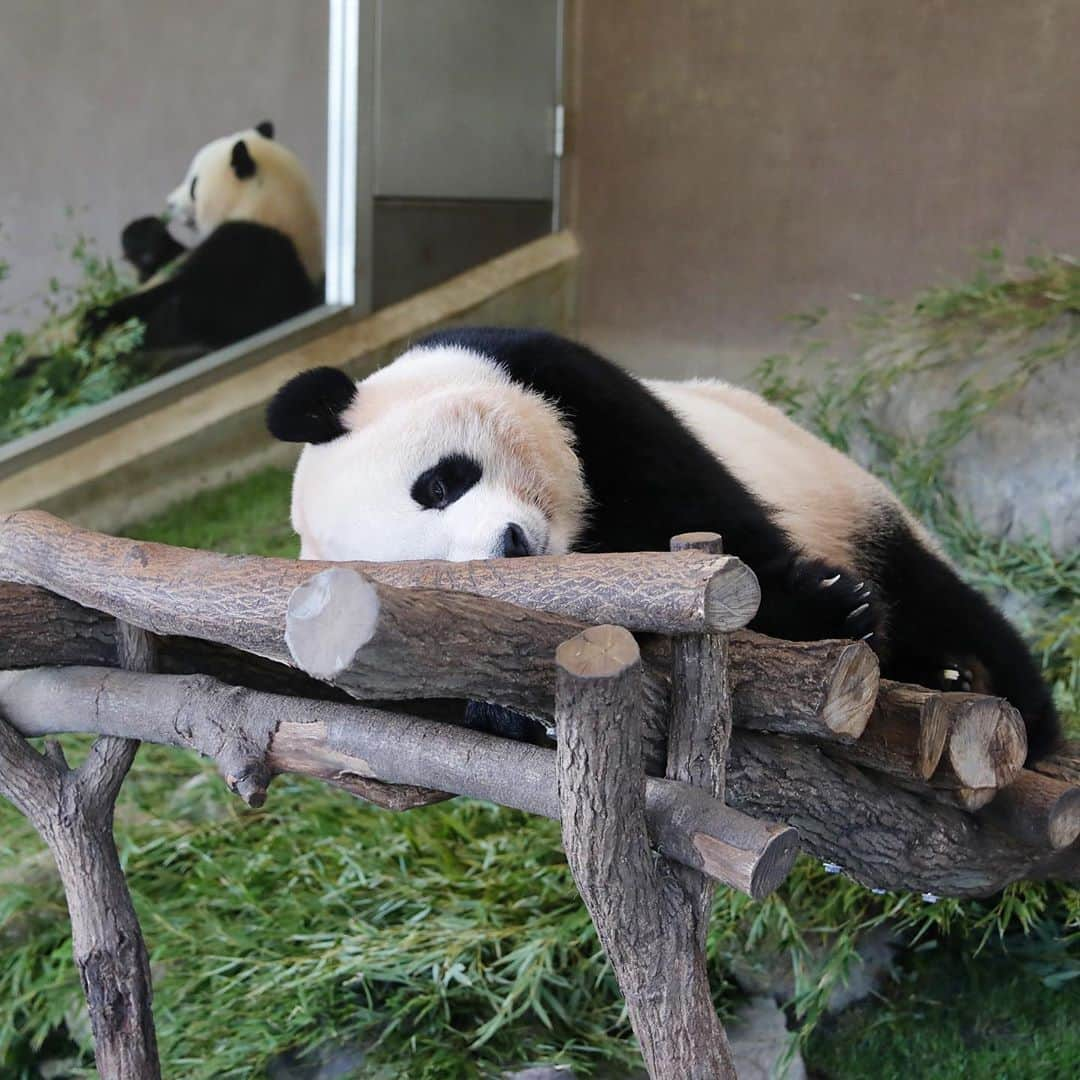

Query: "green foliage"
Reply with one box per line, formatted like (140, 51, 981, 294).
(807, 924, 1080, 1080)
(0, 233, 147, 445)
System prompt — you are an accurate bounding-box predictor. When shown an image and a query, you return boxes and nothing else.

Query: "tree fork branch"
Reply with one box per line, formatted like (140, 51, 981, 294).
(0, 622, 160, 1079)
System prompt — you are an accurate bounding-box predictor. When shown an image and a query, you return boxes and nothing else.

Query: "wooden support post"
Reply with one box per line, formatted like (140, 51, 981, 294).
(556, 626, 736, 1079)
(0, 623, 160, 1080)
(667, 533, 734, 948)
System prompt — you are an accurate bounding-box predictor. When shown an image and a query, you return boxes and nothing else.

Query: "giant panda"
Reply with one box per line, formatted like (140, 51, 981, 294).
(86, 121, 322, 350)
(266, 326, 1060, 760)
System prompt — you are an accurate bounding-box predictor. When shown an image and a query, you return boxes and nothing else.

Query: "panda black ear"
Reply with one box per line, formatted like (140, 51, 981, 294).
(267, 367, 357, 445)
(230, 139, 257, 180)
(255, 120, 275, 139)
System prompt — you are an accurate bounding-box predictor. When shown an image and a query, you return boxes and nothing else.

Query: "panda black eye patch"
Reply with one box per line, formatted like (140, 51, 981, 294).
(411, 454, 482, 510)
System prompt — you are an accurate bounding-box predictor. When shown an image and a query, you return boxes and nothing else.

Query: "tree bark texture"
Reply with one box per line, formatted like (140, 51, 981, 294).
(666, 532, 731, 945)
(555, 626, 736, 1079)
(725, 732, 1079, 897)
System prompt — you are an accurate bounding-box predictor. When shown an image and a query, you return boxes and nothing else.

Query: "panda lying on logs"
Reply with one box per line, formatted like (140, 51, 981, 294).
(267, 326, 1060, 761)
(87, 121, 322, 351)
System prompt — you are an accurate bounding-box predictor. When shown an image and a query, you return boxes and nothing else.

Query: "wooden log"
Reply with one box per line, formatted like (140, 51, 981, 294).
(725, 732, 1076, 897)
(0, 666, 798, 898)
(1032, 740, 1080, 786)
(890, 779, 997, 813)
(668, 533, 732, 801)
(842, 681, 950, 780)
(932, 693, 1027, 792)
(979, 770, 1080, 850)
(0, 582, 116, 668)
(283, 567, 673, 763)
(0, 582, 877, 755)
(0, 509, 760, 635)
(555, 626, 737, 1079)
(726, 631, 878, 740)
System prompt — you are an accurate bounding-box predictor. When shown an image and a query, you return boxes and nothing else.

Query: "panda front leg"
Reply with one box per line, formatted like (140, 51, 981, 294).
(83, 278, 184, 349)
(750, 553, 885, 650)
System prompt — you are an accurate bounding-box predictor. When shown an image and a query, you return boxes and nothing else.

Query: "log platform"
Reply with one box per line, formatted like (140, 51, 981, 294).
(0, 510, 1076, 1080)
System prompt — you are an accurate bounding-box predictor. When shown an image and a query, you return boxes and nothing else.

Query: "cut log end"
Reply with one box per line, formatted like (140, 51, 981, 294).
(944, 696, 1028, 790)
(1047, 788, 1080, 850)
(285, 568, 380, 679)
(821, 640, 879, 737)
(982, 770, 1080, 851)
(555, 624, 640, 680)
(916, 696, 951, 779)
(704, 561, 761, 633)
(692, 825, 800, 901)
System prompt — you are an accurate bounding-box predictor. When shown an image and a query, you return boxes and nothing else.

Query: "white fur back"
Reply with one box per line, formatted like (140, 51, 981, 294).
(645, 378, 920, 567)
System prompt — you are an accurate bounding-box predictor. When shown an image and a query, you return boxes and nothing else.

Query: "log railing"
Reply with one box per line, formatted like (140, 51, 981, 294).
(0, 509, 1077, 1080)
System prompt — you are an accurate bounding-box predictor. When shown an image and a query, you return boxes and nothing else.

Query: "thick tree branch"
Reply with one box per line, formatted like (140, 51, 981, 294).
(0, 509, 759, 635)
(0, 666, 797, 898)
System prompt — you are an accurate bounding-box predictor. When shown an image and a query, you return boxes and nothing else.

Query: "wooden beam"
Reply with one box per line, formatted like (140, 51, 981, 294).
(0, 665, 798, 899)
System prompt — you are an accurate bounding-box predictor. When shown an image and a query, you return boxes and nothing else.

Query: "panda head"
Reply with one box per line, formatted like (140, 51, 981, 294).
(267, 345, 588, 562)
(165, 120, 323, 280)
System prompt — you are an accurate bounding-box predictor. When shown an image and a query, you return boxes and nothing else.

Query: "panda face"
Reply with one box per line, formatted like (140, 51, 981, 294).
(277, 347, 588, 563)
(166, 129, 262, 238)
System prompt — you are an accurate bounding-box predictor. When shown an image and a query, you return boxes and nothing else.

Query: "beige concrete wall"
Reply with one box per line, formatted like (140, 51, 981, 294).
(0, 0, 327, 336)
(566, 0, 1080, 377)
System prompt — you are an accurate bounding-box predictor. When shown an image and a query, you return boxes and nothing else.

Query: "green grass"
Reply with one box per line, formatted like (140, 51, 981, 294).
(807, 930, 1080, 1080)
(2, 252, 1080, 1077)
(124, 467, 298, 557)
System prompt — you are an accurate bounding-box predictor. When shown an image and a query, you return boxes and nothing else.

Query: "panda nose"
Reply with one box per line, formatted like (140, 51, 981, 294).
(500, 523, 532, 558)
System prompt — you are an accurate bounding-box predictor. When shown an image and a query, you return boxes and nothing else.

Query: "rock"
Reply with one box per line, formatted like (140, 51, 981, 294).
(267, 1040, 368, 1080)
(726, 996, 806, 1080)
(859, 320, 1079, 554)
(730, 924, 897, 1013)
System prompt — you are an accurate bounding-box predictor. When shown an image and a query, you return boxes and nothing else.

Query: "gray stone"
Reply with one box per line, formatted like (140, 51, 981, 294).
(858, 321, 1079, 554)
(267, 1041, 369, 1080)
(726, 996, 806, 1080)
(730, 924, 897, 1013)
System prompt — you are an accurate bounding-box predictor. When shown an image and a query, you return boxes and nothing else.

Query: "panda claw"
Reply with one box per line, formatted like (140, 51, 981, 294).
(860, 631, 874, 641)
(821, 573, 841, 588)
(846, 602, 870, 621)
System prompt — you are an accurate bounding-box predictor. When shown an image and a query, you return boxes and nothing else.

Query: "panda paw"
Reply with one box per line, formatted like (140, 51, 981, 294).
(788, 557, 884, 646)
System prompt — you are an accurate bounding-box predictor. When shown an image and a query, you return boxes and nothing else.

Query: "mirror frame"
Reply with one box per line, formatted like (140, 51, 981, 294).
(0, 0, 374, 482)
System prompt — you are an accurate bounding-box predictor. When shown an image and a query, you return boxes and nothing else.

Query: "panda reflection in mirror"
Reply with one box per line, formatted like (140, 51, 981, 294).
(86, 121, 322, 351)
(267, 327, 1060, 760)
